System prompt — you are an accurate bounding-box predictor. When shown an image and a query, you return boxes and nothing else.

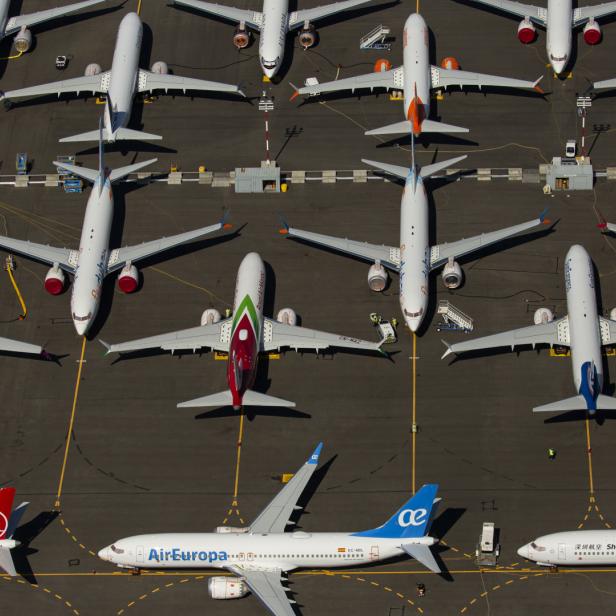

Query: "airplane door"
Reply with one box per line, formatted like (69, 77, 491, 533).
(370, 545, 379, 561)
(558, 543, 566, 561)
(136, 546, 144, 563)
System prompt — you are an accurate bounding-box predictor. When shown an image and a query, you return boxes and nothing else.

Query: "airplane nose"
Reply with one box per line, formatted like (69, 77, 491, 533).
(517, 544, 530, 559)
(98, 547, 110, 562)
(262, 66, 276, 79)
(73, 320, 90, 337)
(407, 318, 420, 333)
(551, 59, 566, 75)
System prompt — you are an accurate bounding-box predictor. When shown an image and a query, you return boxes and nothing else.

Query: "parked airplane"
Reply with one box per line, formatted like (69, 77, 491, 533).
(99, 443, 442, 614)
(0, 132, 231, 336)
(172, 0, 373, 80)
(0, 12, 244, 142)
(518, 530, 616, 566)
(442, 244, 616, 414)
(292, 12, 543, 135)
(458, 0, 616, 75)
(0, 0, 106, 54)
(281, 146, 548, 333)
(0, 488, 28, 577)
(101, 252, 384, 409)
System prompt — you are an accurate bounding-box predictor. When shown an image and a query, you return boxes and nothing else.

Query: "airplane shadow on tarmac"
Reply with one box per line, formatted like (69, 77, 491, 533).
(12, 510, 59, 583)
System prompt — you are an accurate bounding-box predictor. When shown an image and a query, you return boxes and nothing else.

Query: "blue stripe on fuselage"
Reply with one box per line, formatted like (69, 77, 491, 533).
(579, 361, 598, 411)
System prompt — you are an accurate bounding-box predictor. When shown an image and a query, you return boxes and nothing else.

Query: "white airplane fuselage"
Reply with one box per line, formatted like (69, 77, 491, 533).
(402, 13, 431, 134)
(564, 244, 603, 409)
(518, 530, 616, 566)
(98, 531, 432, 571)
(70, 177, 113, 336)
(399, 174, 429, 332)
(259, 0, 288, 78)
(104, 12, 142, 140)
(545, 0, 573, 74)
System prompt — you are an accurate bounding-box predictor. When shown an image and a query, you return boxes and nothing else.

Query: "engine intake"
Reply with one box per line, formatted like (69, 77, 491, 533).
(44, 265, 65, 295)
(441, 259, 463, 289)
(368, 262, 388, 292)
(233, 23, 250, 49)
(214, 526, 249, 533)
(14, 27, 32, 53)
(151, 61, 169, 75)
(118, 263, 139, 293)
(85, 63, 102, 76)
(201, 308, 222, 326)
(533, 307, 554, 325)
(276, 307, 297, 326)
(440, 56, 460, 70)
(583, 20, 601, 45)
(517, 19, 536, 44)
(374, 58, 392, 73)
(298, 21, 317, 49)
(208, 577, 249, 599)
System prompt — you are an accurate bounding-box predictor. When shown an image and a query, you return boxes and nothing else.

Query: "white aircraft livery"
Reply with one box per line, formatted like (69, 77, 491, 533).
(518, 530, 616, 566)
(442, 244, 616, 414)
(172, 0, 373, 79)
(459, 0, 616, 75)
(0, 0, 106, 54)
(293, 12, 542, 135)
(281, 143, 548, 333)
(0, 12, 244, 142)
(0, 132, 231, 336)
(0, 488, 29, 577)
(102, 252, 384, 409)
(99, 444, 442, 615)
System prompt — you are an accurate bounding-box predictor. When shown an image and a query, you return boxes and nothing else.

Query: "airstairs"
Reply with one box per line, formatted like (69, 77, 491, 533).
(436, 300, 474, 332)
(360, 25, 391, 50)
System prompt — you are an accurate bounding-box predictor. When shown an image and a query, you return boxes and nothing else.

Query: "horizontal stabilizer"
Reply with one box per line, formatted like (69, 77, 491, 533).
(533, 395, 586, 413)
(109, 159, 158, 183)
(0, 547, 16, 577)
(420, 155, 468, 179)
(361, 158, 409, 179)
(420, 119, 469, 134)
(59, 127, 163, 143)
(597, 394, 616, 410)
(365, 120, 414, 136)
(365, 119, 469, 136)
(177, 389, 296, 408)
(53, 159, 157, 184)
(402, 543, 441, 573)
(242, 389, 296, 407)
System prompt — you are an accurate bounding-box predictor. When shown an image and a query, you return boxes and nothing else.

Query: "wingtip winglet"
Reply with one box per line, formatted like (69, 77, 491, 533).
(533, 75, 545, 94)
(289, 83, 300, 102)
(99, 339, 111, 355)
(277, 212, 290, 235)
(440, 339, 453, 360)
(308, 442, 323, 464)
(539, 207, 549, 223)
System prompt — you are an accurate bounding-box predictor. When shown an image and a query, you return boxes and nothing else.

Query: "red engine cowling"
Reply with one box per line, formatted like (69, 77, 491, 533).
(233, 26, 250, 49)
(298, 22, 317, 49)
(44, 266, 65, 295)
(583, 20, 601, 45)
(118, 263, 139, 293)
(440, 56, 460, 70)
(374, 58, 392, 73)
(517, 19, 536, 44)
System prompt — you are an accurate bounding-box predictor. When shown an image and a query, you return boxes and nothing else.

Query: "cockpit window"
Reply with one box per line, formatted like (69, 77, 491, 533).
(72, 312, 92, 322)
(110, 544, 124, 554)
(530, 542, 546, 552)
(262, 58, 278, 68)
(550, 54, 567, 61)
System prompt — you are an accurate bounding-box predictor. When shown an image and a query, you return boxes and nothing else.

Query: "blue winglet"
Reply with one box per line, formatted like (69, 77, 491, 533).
(220, 209, 230, 226)
(539, 207, 549, 223)
(308, 442, 323, 465)
(277, 213, 290, 233)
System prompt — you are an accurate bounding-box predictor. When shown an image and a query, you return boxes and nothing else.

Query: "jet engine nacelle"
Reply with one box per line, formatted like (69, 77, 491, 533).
(584, 20, 602, 45)
(201, 308, 222, 326)
(14, 27, 32, 53)
(533, 307, 554, 325)
(118, 263, 139, 293)
(84, 63, 102, 76)
(374, 58, 392, 73)
(214, 526, 249, 533)
(441, 260, 463, 289)
(151, 61, 169, 75)
(440, 56, 460, 70)
(517, 19, 536, 44)
(367, 262, 388, 292)
(610, 307, 616, 321)
(208, 577, 249, 599)
(277, 307, 297, 326)
(44, 266, 65, 295)
(233, 24, 251, 49)
(298, 21, 317, 49)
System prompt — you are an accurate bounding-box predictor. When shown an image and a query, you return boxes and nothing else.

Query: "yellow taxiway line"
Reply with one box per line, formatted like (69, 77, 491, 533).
(585, 416, 594, 495)
(412, 332, 417, 494)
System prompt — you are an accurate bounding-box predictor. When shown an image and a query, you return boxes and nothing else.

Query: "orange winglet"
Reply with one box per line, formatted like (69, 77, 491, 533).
(223, 223, 233, 229)
(598, 222, 608, 229)
(542, 218, 551, 225)
(279, 228, 289, 235)
(290, 90, 300, 102)
(534, 85, 545, 94)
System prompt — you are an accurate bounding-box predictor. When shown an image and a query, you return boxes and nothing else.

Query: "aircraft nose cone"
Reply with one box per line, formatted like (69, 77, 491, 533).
(517, 544, 530, 559)
(98, 547, 110, 562)
(73, 320, 90, 337)
(551, 59, 566, 75)
(262, 66, 276, 79)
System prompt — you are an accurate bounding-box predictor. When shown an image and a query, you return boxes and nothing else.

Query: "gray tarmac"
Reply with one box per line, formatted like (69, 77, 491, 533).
(1, 1, 616, 615)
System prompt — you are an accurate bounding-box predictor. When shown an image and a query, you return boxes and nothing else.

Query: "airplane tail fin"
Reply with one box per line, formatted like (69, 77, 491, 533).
(177, 389, 296, 408)
(59, 127, 163, 143)
(0, 488, 16, 540)
(0, 487, 27, 577)
(365, 119, 469, 136)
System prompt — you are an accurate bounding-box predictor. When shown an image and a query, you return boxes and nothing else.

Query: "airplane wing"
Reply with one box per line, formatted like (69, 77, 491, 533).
(227, 567, 295, 616)
(0, 235, 76, 272)
(106, 222, 226, 274)
(288, 0, 372, 29)
(172, 0, 263, 29)
(293, 66, 403, 96)
(573, 2, 616, 26)
(250, 443, 322, 534)
(4, 0, 106, 36)
(431, 66, 542, 91)
(0, 337, 42, 355)
(463, 0, 546, 25)
(442, 316, 570, 358)
(101, 319, 231, 354)
(262, 318, 382, 353)
(593, 76, 616, 90)
(429, 213, 546, 271)
(1, 72, 110, 100)
(285, 226, 400, 270)
(137, 70, 244, 96)
(599, 316, 616, 346)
